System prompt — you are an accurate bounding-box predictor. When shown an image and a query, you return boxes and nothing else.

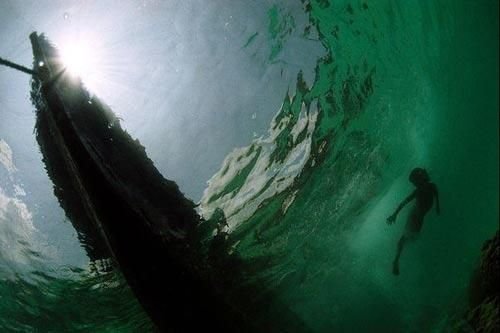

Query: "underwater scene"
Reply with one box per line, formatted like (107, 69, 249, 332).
(0, 0, 498, 332)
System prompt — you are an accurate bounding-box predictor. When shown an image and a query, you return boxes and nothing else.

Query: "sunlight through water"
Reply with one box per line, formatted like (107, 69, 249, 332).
(58, 34, 104, 94)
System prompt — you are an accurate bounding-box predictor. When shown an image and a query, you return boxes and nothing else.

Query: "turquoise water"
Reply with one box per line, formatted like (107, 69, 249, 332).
(0, 0, 498, 332)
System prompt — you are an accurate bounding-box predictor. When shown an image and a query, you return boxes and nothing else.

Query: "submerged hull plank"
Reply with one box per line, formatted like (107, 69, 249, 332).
(33, 80, 111, 263)
(29, 32, 251, 332)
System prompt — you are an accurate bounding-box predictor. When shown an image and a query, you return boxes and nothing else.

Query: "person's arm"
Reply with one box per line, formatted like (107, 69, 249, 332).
(433, 183, 440, 215)
(387, 191, 416, 224)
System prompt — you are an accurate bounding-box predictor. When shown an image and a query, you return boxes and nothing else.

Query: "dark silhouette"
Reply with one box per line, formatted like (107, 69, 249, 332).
(29, 32, 252, 332)
(207, 208, 231, 265)
(387, 168, 440, 275)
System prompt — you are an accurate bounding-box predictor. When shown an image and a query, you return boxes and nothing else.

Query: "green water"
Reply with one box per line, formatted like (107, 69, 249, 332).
(0, 0, 498, 332)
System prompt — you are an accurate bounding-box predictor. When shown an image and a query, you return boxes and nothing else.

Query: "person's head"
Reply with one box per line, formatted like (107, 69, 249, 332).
(409, 167, 430, 186)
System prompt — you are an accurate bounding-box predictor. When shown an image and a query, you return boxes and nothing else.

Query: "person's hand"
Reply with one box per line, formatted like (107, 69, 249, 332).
(386, 214, 396, 225)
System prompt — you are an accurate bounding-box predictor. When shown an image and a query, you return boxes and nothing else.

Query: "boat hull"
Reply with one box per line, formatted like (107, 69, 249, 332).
(29, 32, 251, 332)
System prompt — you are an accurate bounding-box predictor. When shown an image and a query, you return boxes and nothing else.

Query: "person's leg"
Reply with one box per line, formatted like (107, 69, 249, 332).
(392, 235, 406, 275)
(392, 208, 423, 275)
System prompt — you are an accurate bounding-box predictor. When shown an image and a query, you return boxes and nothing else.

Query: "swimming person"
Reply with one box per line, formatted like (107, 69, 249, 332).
(386, 168, 440, 275)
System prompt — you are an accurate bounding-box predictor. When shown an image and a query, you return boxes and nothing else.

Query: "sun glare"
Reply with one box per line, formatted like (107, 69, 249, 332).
(59, 36, 103, 93)
(61, 44, 90, 76)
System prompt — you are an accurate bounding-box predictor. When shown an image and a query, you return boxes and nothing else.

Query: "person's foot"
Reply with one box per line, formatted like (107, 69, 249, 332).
(392, 260, 400, 276)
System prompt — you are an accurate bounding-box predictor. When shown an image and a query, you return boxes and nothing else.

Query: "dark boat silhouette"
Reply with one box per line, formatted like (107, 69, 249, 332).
(1, 32, 310, 333)
(28, 32, 253, 332)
